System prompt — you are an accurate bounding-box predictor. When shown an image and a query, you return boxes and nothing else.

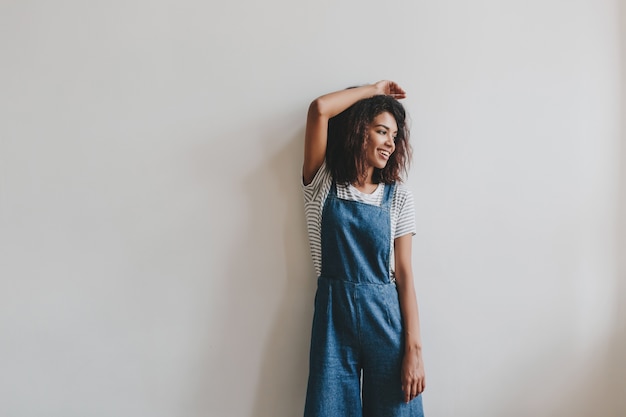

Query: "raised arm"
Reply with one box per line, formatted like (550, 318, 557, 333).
(302, 81, 406, 185)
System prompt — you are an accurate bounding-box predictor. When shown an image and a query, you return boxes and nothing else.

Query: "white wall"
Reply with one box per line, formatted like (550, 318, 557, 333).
(1, 1, 624, 416)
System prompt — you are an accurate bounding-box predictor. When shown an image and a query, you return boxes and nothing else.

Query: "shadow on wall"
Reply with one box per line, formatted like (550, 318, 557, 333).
(199, 112, 314, 417)
(184, 105, 314, 416)
(247, 128, 316, 417)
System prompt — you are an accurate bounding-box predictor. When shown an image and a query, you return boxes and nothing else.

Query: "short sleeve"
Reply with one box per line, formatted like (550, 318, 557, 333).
(302, 161, 332, 204)
(394, 187, 416, 238)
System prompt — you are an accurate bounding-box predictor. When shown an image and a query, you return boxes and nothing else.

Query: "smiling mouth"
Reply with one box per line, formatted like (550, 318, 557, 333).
(378, 149, 391, 159)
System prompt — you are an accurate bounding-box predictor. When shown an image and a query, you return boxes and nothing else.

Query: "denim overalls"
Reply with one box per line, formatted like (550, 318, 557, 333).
(304, 182, 424, 417)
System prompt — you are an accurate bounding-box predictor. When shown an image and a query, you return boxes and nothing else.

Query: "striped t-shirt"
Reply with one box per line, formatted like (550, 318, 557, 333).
(302, 161, 416, 278)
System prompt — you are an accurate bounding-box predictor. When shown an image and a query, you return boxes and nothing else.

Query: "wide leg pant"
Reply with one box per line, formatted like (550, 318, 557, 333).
(304, 277, 424, 417)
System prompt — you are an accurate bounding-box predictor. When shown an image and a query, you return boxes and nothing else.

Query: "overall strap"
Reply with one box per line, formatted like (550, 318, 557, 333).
(381, 182, 395, 209)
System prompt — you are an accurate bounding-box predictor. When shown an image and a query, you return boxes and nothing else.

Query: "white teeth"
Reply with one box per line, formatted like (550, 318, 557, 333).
(379, 150, 390, 158)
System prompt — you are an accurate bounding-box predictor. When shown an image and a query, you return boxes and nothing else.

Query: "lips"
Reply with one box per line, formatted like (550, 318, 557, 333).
(378, 149, 391, 159)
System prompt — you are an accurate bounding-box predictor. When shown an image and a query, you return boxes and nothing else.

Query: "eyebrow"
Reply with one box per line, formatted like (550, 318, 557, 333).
(374, 124, 397, 132)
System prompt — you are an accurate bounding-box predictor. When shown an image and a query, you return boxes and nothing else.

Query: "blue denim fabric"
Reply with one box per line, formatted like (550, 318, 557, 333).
(304, 182, 424, 417)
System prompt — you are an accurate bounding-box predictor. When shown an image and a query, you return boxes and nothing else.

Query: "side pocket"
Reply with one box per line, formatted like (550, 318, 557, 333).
(313, 277, 332, 322)
(381, 286, 403, 332)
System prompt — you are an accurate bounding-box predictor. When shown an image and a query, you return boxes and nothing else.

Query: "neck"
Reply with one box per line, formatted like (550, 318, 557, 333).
(355, 167, 375, 186)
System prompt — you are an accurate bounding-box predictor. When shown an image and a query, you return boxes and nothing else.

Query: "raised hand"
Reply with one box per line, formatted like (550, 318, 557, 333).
(374, 80, 407, 99)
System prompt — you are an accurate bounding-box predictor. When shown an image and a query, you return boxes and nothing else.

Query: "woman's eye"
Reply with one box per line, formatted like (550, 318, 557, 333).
(378, 130, 387, 135)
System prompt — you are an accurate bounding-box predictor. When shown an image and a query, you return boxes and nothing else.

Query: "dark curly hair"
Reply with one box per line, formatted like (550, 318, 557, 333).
(326, 94, 411, 185)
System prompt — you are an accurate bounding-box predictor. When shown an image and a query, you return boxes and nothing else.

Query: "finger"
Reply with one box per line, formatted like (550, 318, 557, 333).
(404, 381, 414, 402)
(411, 381, 418, 400)
(392, 84, 406, 93)
(404, 382, 415, 403)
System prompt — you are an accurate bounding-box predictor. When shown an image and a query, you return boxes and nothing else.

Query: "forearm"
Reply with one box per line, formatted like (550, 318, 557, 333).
(396, 267, 427, 401)
(311, 84, 381, 119)
(395, 272, 423, 353)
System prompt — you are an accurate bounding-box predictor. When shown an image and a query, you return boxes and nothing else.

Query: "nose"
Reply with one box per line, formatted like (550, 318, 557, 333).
(386, 133, 396, 150)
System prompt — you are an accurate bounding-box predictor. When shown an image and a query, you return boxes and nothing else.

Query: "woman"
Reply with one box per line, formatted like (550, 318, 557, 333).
(302, 80, 425, 417)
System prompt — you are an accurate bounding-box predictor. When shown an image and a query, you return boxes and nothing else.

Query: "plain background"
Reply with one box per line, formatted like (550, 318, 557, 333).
(1, 0, 625, 416)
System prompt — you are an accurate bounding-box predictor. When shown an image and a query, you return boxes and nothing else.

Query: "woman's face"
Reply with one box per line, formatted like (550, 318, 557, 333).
(364, 111, 397, 170)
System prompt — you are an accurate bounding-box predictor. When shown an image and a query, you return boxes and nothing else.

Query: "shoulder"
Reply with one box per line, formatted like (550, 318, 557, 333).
(389, 182, 415, 216)
(390, 182, 416, 237)
(391, 182, 413, 202)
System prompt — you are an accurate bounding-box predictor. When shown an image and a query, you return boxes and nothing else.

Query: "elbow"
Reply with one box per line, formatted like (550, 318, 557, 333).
(308, 97, 328, 118)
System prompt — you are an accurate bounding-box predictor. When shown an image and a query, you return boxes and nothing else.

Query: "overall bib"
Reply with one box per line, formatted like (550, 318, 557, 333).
(304, 182, 424, 417)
